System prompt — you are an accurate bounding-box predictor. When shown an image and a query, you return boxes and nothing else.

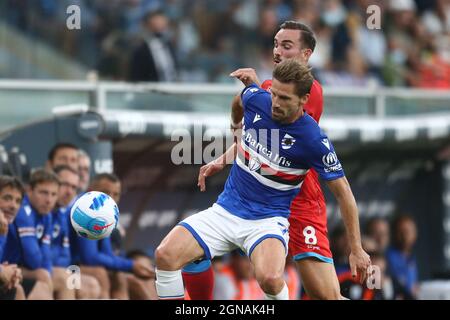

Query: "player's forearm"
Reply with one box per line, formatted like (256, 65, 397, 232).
(231, 94, 243, 127)
(327, 178, 363, 251)
(215, 143, 238, 166)
(337, 193, 363, 252)
(22, 267, 52, 289)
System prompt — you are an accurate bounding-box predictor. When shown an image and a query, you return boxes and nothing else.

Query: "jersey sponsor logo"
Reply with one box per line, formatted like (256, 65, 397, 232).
(322, 152, 342, 173)
(281, 134, 296, 150)
(237, 144, 307, 191)
(243, 130, 291, 167)
(248, 156, 262, 172)
(253, 113, 262, 123)
(321, 139, 331, 150)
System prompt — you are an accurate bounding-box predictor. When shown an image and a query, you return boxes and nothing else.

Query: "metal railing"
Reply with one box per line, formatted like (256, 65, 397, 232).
(0, 79, 449, 131)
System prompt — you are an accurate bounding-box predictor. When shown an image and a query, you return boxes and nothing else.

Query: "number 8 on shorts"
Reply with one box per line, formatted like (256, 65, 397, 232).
(303, 226, 317, 245)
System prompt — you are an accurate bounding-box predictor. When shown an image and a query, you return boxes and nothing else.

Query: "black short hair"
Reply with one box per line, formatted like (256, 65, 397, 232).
(279, 21, 316, 52)
(0, 175, 25, 197)
(92, 173, 120, 184)
(48, 143, 79, 162)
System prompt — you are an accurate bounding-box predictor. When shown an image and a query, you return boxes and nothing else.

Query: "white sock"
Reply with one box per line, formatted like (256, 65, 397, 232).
(155, 269, 185, 300)
(265, 283, 289, 300)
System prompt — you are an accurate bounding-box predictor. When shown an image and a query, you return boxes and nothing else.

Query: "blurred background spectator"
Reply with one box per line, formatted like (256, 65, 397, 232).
(128, 9, 178, 82)
(386, 214, 419, 299)
(213, 250, 265, 300)
(1, 0, 449, 86)
(366, 217, 390, 254)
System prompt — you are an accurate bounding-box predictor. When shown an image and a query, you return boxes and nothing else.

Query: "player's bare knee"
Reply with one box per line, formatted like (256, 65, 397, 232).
(34, 269, 52, 285)
(30, 281, 53, 300)
(86, 266, 111, 292)
(15, 284, 26, 300)
(257, 273, 284, 294)
(155, 244, 180, 270)
(91, 267, 109, 280)
(85, 276, 101, 299)
(52, 268, 67, 288)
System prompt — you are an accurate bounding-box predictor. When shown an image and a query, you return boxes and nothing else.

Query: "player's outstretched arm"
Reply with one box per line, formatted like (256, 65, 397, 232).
(326, 176, 371, 283)
(231, 94, 244, 130)
(198, 76, 252, 192)
(230, 68, 261, 87)
(230, 67, 261, 127)
(198, 143, 237, 192)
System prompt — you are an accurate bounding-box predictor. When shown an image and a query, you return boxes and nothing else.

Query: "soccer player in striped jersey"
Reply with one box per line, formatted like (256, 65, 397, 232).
(154, 59, 370, 300)
(188, 21, 362, 300)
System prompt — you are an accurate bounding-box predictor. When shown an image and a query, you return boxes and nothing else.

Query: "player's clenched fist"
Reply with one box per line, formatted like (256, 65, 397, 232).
(230, 68, 261, 87)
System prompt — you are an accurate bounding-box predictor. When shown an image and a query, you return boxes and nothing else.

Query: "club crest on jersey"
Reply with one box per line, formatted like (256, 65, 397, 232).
(248, 156, 262, 172)
(52, 224, 61, 238)
(36, 224, 44, 239)
(281, 134, 296, 150)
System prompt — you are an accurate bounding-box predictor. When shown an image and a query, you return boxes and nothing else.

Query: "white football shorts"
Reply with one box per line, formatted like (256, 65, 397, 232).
(178, 203, 289, 260)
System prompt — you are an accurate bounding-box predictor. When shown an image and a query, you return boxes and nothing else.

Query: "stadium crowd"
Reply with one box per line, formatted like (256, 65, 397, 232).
(1, 0, 449, 87)
(0, 142, 419, 300)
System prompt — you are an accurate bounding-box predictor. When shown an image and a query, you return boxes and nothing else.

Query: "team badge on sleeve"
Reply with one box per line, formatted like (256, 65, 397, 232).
(322, 152, 342, 173)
